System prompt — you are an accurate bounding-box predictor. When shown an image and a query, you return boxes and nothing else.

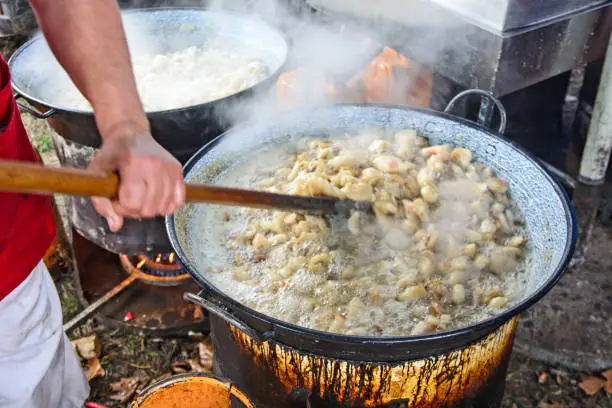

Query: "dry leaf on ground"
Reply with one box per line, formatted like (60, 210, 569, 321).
(187, 359, 209, 373)
(171, 359, 211, 374)
(198, 342, 214, 372)
(72, 335, 101, 360)
(171, 361, 191, 374)
(109, 377, 140, 404)
(132, 371, 152, 394)
(602, 369, 612, 394)
(578, 376, 606, 396)
(85, 357, 105, 381)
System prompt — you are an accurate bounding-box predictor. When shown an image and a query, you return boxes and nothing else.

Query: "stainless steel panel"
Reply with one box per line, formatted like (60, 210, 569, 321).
(430, 0, 611, 33)
(307, 0, 611, 33)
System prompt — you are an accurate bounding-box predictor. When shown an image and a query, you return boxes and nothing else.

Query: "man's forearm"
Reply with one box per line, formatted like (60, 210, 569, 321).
(29, 0, 149, 139)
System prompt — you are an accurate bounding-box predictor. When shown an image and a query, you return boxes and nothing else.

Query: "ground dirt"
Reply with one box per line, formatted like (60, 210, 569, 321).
(2, 35, 611, 408)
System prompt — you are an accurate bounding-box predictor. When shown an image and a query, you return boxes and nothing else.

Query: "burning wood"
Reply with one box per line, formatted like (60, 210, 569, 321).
(357, 47, 432, 107)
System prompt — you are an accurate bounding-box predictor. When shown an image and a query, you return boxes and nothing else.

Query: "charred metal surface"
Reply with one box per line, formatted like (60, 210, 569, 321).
(210, 315, 518, 408)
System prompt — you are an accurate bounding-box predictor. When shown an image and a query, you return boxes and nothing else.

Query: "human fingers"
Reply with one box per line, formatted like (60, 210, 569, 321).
(88, 152, 123, 231)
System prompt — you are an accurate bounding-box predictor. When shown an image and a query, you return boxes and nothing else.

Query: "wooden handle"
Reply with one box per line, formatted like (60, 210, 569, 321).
(0, 160, 366, 215)
(0, 159, 119, 197)
(184, 183, 339, 213)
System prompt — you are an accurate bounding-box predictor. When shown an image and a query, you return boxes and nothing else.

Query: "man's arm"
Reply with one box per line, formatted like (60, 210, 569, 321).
(28, 0, 185, 231)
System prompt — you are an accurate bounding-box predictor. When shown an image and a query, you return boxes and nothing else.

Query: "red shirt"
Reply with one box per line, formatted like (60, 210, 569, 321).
(0, 55, 56, 300)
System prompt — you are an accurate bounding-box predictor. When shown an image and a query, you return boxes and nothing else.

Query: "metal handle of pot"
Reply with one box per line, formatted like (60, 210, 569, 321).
(444, 89, 507, 134)
(184, 292, 276, 343)
(14, 94, 56, 119)
(444, 90, 575, 191)
(444, 90, 576, 192)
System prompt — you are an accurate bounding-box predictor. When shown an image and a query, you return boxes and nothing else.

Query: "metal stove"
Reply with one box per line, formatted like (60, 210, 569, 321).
(69, 229, 206, 335)
(119, 252, 192, 286)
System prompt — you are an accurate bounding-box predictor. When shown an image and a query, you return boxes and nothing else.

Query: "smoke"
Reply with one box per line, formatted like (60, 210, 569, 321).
(188, 0, 499, 266)
(182, 0, 473, 133)
(18, 0, 466, 124)
(201, 0, 384, 129)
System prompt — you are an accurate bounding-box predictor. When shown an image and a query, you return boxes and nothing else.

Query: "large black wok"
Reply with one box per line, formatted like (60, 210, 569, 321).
(10, 8, 288, 161)
(167, 93, 577, 360)
(9, 8, 289, 254)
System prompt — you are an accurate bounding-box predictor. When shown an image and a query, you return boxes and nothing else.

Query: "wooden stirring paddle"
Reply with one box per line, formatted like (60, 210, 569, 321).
(0, 160, 373, 217)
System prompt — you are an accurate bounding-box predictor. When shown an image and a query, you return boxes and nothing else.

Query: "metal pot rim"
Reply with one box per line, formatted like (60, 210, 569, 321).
(167, 102, 578, 346)
(8, 7, 289, 116)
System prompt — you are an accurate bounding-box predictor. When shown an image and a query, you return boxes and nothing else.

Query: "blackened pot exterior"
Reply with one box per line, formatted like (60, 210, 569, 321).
(20, 80, 268, 164)
(209, 314, 519, 408)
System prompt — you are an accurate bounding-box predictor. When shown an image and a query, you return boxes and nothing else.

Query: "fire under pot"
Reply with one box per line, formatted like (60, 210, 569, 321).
(72, 230, 206, 334)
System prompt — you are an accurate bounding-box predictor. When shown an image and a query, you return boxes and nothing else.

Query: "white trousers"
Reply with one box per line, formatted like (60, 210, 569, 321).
(0, 261, 90, 408)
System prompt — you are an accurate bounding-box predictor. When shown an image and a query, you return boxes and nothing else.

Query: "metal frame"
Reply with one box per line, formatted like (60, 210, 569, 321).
(306, 0, 612, 97)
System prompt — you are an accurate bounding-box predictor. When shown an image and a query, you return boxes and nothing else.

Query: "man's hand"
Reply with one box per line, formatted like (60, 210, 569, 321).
(28, 1, 186, 232)
(28, 0, 187, 230)
(88, 123, 185, 232)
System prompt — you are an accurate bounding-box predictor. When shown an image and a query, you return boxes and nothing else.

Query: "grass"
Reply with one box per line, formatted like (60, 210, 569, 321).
(32, 133, 53, 153)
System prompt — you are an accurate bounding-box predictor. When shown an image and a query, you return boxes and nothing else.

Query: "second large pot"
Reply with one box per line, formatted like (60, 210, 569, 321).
(167, 99, 576, 406)
(9, 8, 288, 254)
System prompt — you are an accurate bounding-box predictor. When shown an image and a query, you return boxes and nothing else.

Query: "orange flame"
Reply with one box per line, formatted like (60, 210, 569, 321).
(276, 68, 345, 108)
(135, 252, 180, 269)
(137, 258, 147, 269)
(276, 47, 433, 108)
(359, 47, 433, 107)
